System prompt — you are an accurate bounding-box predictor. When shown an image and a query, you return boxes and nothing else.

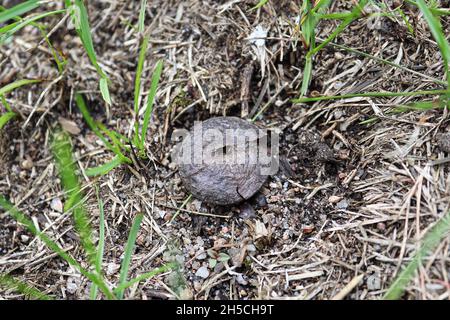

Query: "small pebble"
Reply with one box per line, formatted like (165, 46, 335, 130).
(21, 159, 33, 170)
(195, 266, 210, 279)
(239, 202, 255, 219)
(236, 274, 248, 285)
(197, 251, 207, 260)
(328, 195, 342, 204)
(336, 199, 349, 210)
(66, 277, 78, 294)
(106, 263, 120, 276)
(50, 198, 63, 213)
(367, 274, 381, 290)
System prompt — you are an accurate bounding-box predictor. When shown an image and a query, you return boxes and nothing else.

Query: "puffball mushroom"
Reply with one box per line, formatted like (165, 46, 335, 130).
(176, 117, 270, 206)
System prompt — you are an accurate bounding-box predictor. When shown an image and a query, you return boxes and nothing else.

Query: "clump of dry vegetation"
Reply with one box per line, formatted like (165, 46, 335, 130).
(0, 0, 449, 300)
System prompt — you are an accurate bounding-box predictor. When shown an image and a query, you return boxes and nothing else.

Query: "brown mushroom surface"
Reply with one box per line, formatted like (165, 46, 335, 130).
(177, 117, 270, 206)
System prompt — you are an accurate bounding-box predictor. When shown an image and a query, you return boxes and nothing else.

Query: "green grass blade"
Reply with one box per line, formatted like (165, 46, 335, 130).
(0, 10, 66, 44)
(90, 187, 106, 300)
(300, 57, 313, 99)
(51, 130, 96, 265)
(0, 0, 39, 24)
(133, 35, 150, 146)
(66, 0, 110, 103)
(75, 93, 106, 138)
(0, 195, 116, 300)
(99, 77, 112, 105)
(85, 156, 123, 177)
(0, 79, 40, 96)
(117, 213, 144, 299)
(313, 0, 368, 56)
(0, 95, 12, 112)
(37, 25, 67, 74)
(384, 210, 450, 299)
(66, 0, 105, 78)
(113, 263, 175, 294)
(75, 93, 131, 164)
(0, 111, 16, 130)
(140, 60, 163, 151)
(300, 0, 368, 96)
(138, 0, 147, 33)
(0, 274, 53, 300)
(96, 122, 130, 156)
(416, 0, 450, 87)
(293, 89, 450, 103)
(250, 0, 269, 11)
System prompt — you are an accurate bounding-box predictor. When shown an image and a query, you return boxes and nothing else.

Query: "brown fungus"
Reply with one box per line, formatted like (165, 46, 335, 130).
(176, 117, 271, 206)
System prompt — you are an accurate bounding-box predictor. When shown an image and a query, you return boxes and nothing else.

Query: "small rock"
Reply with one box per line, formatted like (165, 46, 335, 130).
(328, 195, 342, 204)
(239, 202, 255, 219)
(192, 261, 200, 270)
(377, 222, 386, 231)
(367, 274, 381, 291)
(254, 220, 269, 239)
(197, 251, 207, 260)
(20, 235, 29, 243)
(196, 237, 205, 246)
(50, 198, 63, 213)
(235, 274, 248, 285)
(425, 283, 444, 291)
(66, 277, 78, 294)
(193, 280, 202, 292)
(269, 182, 279, 189)
(21, 159, 33, 170)
(195, 266, 210, 279)
(106, 263, 120, 276)
(302, 225, 315, 234)
(336, 199, 349, 210)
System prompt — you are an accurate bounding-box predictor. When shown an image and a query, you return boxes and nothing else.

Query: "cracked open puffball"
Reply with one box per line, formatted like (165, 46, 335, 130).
(174, 117, 272, 206)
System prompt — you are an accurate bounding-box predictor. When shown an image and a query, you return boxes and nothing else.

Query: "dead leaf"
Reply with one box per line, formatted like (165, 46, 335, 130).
(58, 117, 81, 135)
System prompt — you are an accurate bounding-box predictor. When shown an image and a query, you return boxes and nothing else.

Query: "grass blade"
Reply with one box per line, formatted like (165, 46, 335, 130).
(0, 111, 16, 130)
(140, 60, 163, 151)
(138, 0, 147, 33)
(300, 0, 368, 96)
(0, 195, 116, 300)
(384, 210, 450, 299)
(0, 79, 40, 96)
(0, 10, 66, 44)
(0, 0, 39, 24)
(1, 95, 12, 111)
(65, 0, 110, 103)
(85, 156, 123, 177)
(0, 274, 53, 300)
(51, 130, 96, 265)
(415, 0, 450, 87)
(75, 93, 131, 164)
(113, 263, 175, 294)
(89, 187, 106, 300)
(250, 0, 269, 11)
(99, 77, 111, 105)
(66, 0, 106, 78)
(117, 213, 144, 299)
(133, 34, 150, 145)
